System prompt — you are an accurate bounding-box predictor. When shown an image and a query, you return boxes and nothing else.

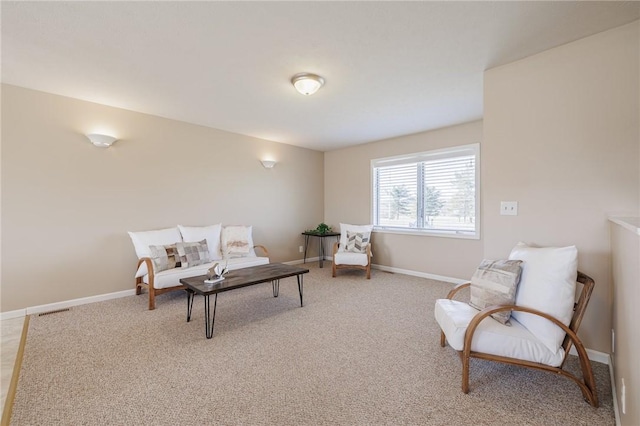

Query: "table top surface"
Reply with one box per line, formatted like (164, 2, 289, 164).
(301, 231, 341, 237)
(180, 263, 310, 295)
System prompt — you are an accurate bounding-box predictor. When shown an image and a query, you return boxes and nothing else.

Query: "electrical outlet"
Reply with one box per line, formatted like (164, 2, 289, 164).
(621, 378, 626, 414)
(500, 201, 518, 216)
(299, 245, 304, 253)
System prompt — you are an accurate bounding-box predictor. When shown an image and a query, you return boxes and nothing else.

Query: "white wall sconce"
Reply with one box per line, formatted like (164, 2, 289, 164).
(87, 133, 118, 148)
(291, 73, 325, 96)
(261, 160, 277, 169)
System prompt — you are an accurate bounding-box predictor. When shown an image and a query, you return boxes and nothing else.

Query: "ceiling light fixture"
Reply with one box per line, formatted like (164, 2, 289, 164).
(261, 160, 277, 169)
(291, 73, 325, 96)
(87, 133, 118, 148)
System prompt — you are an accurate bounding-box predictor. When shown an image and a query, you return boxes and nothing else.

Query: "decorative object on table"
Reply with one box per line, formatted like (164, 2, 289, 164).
(205, 261, 229, 284)
(305, 223, 333, 235)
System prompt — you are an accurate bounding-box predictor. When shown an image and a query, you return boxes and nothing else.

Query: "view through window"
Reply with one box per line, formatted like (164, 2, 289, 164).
(372, 144, 479, 238)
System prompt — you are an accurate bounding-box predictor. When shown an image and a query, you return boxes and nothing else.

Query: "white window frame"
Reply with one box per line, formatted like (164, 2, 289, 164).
(371, 143, 480, 240)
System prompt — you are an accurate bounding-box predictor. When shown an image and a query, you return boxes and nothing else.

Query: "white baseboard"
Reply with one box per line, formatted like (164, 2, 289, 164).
(568, 346, 610, 365)
(371, 263, 468, 285)
(608, 355, 621, 426)
(0, 289, 136, 320)
(284, 256, 320, 265)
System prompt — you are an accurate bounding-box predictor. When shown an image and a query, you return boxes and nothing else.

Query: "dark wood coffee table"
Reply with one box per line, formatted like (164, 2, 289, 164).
(180, 263, 309, 339)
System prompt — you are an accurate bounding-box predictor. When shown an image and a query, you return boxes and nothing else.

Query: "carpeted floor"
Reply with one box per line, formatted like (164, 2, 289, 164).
(10, 264, 614, 425)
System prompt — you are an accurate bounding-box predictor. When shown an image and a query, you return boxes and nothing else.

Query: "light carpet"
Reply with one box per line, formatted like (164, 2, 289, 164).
(10, 265, 614, 425)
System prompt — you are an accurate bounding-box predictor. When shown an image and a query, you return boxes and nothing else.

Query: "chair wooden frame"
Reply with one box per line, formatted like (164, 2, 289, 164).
(136, 245, 269, 310)
(332, 242, 372, 279)
(439, 271, 598, 407)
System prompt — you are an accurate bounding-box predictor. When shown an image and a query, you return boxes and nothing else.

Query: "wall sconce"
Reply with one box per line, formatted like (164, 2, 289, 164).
(261, 160, 277, 169)
(87, 133, 118, 148)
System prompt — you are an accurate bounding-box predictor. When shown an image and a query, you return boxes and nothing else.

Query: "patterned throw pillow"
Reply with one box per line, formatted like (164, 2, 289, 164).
(221, 225, 252, 258)
(469, 259, 523, 325)
(148, 244, 181, 272)
(345, 230, 369, 253)
(176, 240, 210, 268)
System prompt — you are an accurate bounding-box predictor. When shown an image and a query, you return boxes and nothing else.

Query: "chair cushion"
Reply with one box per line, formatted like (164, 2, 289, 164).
(129, 227, 183, 278)
(469, 259, 523, 325)
(339, 223, 373, 253)
(508, 242, 577, 354)
(434, 299, 565, 367)
(143, 257, 269, 289)
(334, 251, 369, 267)
(178, 224, 222, 261)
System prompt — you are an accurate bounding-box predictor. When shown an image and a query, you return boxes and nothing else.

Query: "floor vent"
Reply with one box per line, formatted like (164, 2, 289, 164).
(38, 308, 70, 316)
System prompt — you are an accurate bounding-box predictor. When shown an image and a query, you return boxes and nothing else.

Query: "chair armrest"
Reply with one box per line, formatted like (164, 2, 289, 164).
(137, 258, 154, 277)
(333, 242, 340, 255)
(253, 245, 269, 257)
(446, 282, 470, 299)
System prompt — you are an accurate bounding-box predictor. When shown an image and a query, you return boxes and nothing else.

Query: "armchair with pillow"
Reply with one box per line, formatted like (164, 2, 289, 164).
(128, 224, 269, 310)
(332, 223, 373, 279)
(434, 242, 598, 406)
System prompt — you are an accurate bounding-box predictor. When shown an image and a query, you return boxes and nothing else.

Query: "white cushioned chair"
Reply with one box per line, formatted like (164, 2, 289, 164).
(434, 243, 598, 407)
(332, 223, 373, 279)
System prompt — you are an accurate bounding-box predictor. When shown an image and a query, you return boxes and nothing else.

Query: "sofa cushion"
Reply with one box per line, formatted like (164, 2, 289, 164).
(129, 227, 182, 278)
(176, 240, 210, 268)
(148, 244, 181, 272)
(434, 299, 565, 367)
(221, 225, 256, 258)
(178, 224, 222, 261)
(339, 223, 373, 253)
(469, 259, 523, 325)
(143, 257, 270, 289)
(508, 242, 577, 354)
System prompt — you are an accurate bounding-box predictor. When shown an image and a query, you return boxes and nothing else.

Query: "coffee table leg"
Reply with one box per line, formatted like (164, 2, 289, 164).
(203, 293, 218, 339)
(272, 279, 280, 297)
(297, 274, 304, 307)
(186, 289, 195, 322)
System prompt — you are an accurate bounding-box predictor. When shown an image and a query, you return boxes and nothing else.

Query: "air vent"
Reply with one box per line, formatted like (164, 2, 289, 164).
(38, 308, 70, 316)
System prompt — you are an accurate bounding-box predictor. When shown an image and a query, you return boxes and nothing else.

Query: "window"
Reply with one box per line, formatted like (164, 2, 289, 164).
(372, 144, 479, 239)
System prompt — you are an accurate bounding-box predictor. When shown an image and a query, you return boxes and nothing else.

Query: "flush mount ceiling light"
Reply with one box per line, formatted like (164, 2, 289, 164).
(86, 133, 117, 148)
(291, 73, 325, 96)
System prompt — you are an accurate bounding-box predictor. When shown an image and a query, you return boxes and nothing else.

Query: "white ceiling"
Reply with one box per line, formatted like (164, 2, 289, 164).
(2, 1, 639, 152)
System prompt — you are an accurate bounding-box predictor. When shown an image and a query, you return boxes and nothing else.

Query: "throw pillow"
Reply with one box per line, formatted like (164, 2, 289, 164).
(176, 240, 210, 268)
(178, 223, 223, 261)
(221, 225, 253, 258)
(469, 259, 523, 325)
(148, 244, 181, 272)
(128, 227, 182, 278)
(345, 230, 369, 253)
(508, 242, 578, 354)
(339, 223, 373, 253)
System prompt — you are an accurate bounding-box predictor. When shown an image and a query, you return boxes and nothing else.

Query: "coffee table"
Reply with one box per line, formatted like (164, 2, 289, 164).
(180, 263, 309, 339)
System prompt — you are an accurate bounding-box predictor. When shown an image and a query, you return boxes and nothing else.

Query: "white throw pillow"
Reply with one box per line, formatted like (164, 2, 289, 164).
(339, 223, 373, 253)
(508, 242, 578, 354)
(178, 224, 222, 261)
(221, 225, 256, 259)
(128, 227, 183, 278)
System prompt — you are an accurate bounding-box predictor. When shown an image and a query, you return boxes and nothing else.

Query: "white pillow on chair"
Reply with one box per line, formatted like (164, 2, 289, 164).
(508, 242, 578, 354)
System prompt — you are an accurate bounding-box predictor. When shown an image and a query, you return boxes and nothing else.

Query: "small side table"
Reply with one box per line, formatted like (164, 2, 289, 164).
(302, 231, 341, 268)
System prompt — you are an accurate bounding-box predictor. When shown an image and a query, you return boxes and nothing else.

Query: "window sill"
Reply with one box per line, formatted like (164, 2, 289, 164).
(373, 227, 480, 240)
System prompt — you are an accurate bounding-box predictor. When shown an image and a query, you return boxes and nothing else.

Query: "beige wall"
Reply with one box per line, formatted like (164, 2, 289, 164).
(1, 84, 324, 312)
(610, 222, 640, 426)
(324, 121, 483, 280)
(483, 21, 639, 354)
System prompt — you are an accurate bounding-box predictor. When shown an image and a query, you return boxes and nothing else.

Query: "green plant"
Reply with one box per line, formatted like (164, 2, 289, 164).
(306, 223, 332, 234)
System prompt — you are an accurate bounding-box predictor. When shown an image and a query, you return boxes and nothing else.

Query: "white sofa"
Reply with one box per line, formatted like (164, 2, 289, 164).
(128, 224, 269, 310)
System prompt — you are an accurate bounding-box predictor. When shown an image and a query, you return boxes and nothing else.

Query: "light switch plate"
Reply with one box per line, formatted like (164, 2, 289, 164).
(500, 201, 518, 216)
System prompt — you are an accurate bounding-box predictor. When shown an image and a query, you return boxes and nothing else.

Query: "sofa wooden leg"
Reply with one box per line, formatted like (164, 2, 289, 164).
(332, 263, 336, 278)
(148, 288, 156, 310)
(366, 265, 371, 279)
(440, 331, 446, 347)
